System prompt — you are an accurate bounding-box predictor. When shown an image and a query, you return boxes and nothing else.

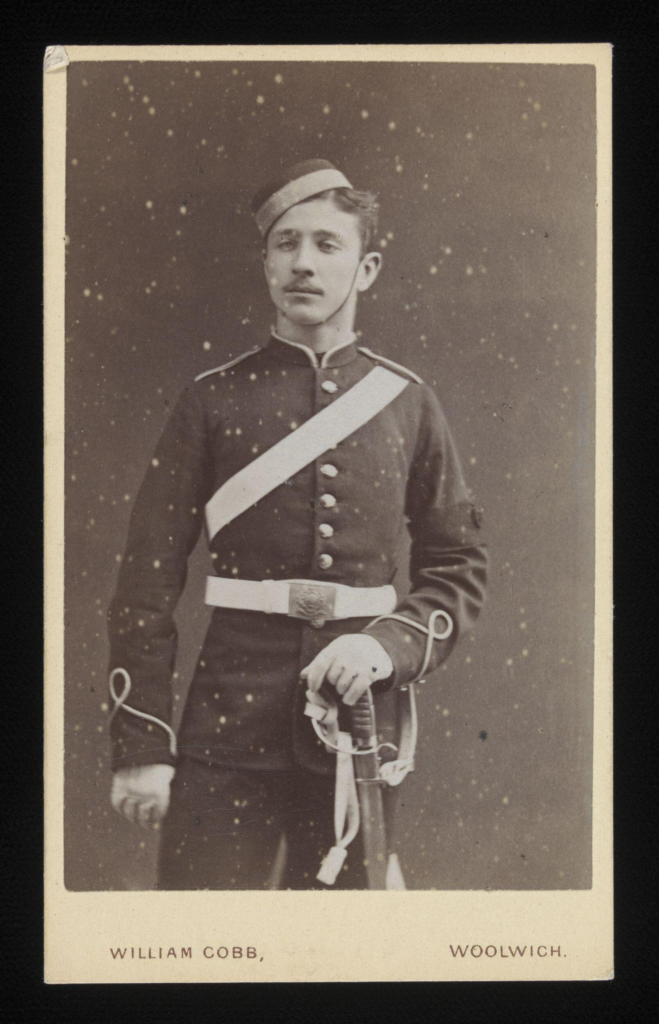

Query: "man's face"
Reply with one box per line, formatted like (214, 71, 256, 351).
(263, 196, 367, 326)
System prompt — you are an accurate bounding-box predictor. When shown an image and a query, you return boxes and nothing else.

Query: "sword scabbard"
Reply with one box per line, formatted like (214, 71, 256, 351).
(350, 690, 388, 889)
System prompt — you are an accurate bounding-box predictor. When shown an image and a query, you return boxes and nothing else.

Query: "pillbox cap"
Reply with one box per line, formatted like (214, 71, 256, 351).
(251, 158, 353, 237)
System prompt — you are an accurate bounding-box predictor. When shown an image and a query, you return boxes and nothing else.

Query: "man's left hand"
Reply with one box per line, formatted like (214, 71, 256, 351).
(301, 634, 394, 705)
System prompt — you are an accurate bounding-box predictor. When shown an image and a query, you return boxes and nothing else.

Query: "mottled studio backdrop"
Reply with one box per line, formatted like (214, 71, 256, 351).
(64, 60, 596, 890)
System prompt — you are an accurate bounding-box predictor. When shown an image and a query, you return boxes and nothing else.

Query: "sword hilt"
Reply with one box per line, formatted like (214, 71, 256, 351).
(350, 688, 378, 750)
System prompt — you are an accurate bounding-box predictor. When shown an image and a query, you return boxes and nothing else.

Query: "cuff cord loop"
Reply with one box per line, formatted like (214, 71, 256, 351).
(367, 608, 453, 684)
(109, 668, 178, 758)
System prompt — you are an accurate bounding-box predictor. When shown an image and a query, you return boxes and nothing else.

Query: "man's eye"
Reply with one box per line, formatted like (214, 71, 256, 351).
(319, 242, 339, 252)
(277, 241, 296, 251)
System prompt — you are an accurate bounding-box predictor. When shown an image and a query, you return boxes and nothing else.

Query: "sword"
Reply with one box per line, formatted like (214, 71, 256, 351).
(310, 683, 407, 890)
(349, 688, 389, 890)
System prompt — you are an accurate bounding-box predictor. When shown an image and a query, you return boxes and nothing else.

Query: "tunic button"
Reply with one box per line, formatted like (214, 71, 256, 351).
(318, 554, 333, 570)
(318, 524, 334, 538)
(322, 380, 339, 394)
(310, 618, 326, 629)
(320, 464, 338, 478)
(320, 494, 336, 509)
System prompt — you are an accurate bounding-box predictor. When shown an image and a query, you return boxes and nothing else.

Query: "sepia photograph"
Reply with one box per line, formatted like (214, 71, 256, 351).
(45, 43, 612, 982)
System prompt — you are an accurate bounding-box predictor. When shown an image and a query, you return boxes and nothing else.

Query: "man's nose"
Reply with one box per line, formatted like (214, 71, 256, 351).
(292, 241, 316, 274)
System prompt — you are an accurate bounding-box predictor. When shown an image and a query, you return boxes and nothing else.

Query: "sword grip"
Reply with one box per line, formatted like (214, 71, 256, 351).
(350, 689, 377, 749)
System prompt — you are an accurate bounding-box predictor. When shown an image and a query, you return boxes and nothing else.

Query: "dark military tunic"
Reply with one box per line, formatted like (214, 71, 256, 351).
(108, 334, 488, 778)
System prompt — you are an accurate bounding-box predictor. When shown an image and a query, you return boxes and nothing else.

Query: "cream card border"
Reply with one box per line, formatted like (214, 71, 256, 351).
(44, 43, 612, 983)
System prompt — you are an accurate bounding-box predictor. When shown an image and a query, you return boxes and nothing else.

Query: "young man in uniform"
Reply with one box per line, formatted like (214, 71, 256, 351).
(108, 159, 488, 890)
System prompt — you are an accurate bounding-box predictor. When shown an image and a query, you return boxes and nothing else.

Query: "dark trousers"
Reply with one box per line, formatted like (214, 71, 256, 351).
(157, 757, 367, 890)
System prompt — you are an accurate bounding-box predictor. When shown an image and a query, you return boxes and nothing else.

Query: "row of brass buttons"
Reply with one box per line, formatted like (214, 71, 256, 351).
(318, 461, 338, 574)
(313, 379, 339, 625)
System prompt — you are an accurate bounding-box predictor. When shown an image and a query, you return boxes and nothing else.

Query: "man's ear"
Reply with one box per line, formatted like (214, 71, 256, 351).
(356, 251, 383, 293)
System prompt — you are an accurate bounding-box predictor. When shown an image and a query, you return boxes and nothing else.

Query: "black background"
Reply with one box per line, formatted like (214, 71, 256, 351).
(4, 0, 657, 1017)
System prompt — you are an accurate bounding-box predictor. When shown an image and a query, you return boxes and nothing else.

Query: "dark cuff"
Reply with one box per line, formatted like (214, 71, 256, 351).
(111, 748, 177, 771)
(361, 629, 406, 692)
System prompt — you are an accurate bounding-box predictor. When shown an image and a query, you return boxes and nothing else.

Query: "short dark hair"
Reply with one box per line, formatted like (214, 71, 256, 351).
(266, 187, 380, 256)
(302, 188, 379, 256)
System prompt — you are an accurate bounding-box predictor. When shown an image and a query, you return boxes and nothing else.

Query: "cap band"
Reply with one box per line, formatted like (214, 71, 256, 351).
(255, 168, 353, 237)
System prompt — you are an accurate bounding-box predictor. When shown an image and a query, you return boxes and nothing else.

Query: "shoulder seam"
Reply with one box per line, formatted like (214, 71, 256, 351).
(194, 346, 261, 382)
(357, 346, 423, 384)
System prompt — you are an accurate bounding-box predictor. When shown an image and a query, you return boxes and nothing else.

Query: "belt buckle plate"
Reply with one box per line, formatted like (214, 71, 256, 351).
(288, 582, 337, 620)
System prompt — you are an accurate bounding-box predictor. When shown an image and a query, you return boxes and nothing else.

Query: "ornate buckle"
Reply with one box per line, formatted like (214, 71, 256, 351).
(288, 582, 337, 620)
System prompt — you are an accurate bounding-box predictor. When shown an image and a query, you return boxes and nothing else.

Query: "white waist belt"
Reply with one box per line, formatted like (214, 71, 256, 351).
(205, 576, 397, 621)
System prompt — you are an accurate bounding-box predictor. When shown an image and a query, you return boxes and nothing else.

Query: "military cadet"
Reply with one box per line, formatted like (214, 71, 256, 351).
(108, 158, 488, 890)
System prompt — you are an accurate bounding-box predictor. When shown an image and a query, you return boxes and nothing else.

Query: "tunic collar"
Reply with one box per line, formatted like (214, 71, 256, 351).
(268, 331, 358, 369)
